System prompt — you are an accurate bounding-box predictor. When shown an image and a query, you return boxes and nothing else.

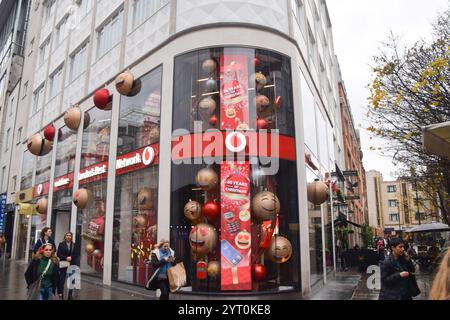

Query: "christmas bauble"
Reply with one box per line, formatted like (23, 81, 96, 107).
(207, 261, 220, 277)
(115, 71, 134, 96)
(201, 201, 220, 220)
(256, 95, 270, 109)
(195, 168, 218, 191)
(256, 118, 269, 130)
(267, 236, 292, 264)
(41, 139, 53, 156)
(73, 188, 92, 209)
(85, 243, 95, 254)
(202, 59, 217, 73)
(83, 111, 91, 129)
(94, 88, 111, 110)
(307, 180, 329, 205)
(253, 56, 260, 66)
(43, 125, 55, 141)
(134, 214, 147, 228)
(64, 106, 82, 130)
(27, 134, 44, 156)
(198, 97, 216, 116)
(137, 188, 153, 209)
(209, 115, 218, 126)
(184, 200, 202, 222)
(205, 78, 217, 92)
(189, 223, 218, 256)
(252, 264, 267, 281)
(251, 191, 280, 221)
(36, 198, 48, 214)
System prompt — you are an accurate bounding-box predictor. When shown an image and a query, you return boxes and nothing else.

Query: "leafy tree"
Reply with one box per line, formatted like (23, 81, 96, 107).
(367, 8, 450, 226)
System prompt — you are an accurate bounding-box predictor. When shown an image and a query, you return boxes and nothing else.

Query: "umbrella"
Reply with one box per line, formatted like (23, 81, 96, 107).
(405, 222, 450, 233)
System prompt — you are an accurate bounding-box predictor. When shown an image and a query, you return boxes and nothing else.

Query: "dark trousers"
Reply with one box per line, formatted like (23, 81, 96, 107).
(58, 268, 74, 298)
(158, 279, 170, 300)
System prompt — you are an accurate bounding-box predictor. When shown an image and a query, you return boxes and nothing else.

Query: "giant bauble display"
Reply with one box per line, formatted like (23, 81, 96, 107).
(267, 235, 292, 264)
(201, 201, 220, 220)
(83, 111, 91, 129)
(207, 261, 220, 277)
(198, 97, 216, 116)
(64, 106, 82, 130)
(94, 88, 112, 110)
(85, 243, 95, 254)
(184, 200, 202, 222)
(202, 59, 217, 74)
(115, 71, 134, 96)
(195, 168, 218, 191)
(251, 191, 280, 221)
(137, 187, 153, 210)
(73, 188, 92, 209)
(307, 179, 329, 205)
(256, 95, 270, 109)
(36, 198, 48, 215)
(252, 264, 267, 281)
(189, 223, 218, 256)
(43, 125, 55, 141)
(27, 134, 52, 156)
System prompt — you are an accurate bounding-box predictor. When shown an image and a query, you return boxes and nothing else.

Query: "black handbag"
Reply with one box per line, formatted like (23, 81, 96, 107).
(408, 274, 421, 297)
(145, 268, 160, 290)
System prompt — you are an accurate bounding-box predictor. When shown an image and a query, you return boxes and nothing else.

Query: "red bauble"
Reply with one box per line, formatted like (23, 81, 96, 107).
(43, 125, 55, 141)
(252, 264, 267, 281)
(94, 88, 111, 110)
(209, 115, 218, 126)
(253, 57, 260, 66)
(256, 118, 269, 130)
(201, 201, 220, 220)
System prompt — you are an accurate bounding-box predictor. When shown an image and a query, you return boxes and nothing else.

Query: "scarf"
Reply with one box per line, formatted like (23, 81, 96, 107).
(158, 248, 172, 276)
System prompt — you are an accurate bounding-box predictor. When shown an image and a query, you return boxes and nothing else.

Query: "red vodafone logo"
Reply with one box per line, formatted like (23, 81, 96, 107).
(37, 184, 43, 195)
(225, 132, 246, 153)
(142, 146, 155, 166)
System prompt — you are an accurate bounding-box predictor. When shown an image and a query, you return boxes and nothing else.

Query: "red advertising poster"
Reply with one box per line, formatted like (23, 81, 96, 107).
(220, 162, 252, 291)
(220, 55, 250, 131)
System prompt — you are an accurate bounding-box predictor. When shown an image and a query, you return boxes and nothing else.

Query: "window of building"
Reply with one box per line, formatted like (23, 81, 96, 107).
(390, 213, 399, 222)
(22, 81, 28, 99)
(96, 10, 123, 60)
(69, 42, 88, 83)
(44, 0, 56, 23)
(16, 127, 22, 145)
(293, 0, 307, 37)
(55, 16, 69, 46)
(32, 85, 45, 114)
(39, 38, 50, 66)
(388, 199, 398, 207)
(300, 72, 318, 157)
(77, 0, 92, 19)
(387, 185, 396, 193)
(11, 175, 17, 192)
(49, 66, 63, 100)
(9, 98, 14, 116)
(415, 212, 425, 221)
(5, 128, 10, 151)
(1, 166, 6, 192)
(132, 0, 168, 29)
(28, 38, 34, 57)
(20, 151, 34, 190)
(307, 23, 318, 68)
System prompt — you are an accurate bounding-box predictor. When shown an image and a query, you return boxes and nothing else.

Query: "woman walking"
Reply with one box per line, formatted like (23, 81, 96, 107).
(147, 239, 176, 300)
(33, 227, 55, 254)
(57, 232, 79, 300)
(25, 243, 60, 300)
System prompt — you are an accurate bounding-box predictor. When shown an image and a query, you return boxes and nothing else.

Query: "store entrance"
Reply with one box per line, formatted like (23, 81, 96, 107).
(51, 208, 71, 245)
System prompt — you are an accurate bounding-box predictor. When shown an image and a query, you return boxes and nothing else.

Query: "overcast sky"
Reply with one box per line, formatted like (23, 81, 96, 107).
(327, 0, 449, 180)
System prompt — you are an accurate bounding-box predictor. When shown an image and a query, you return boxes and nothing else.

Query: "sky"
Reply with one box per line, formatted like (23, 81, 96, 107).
(327, 0, 449, 180)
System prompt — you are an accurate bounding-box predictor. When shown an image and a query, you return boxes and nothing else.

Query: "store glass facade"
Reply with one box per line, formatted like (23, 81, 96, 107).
(112, 66, 162, 285)
(171, 47, 300, 293)
(77, 107, 112, 277)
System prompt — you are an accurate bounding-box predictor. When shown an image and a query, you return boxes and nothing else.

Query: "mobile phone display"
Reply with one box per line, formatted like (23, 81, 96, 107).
(221, 239, 243, 266)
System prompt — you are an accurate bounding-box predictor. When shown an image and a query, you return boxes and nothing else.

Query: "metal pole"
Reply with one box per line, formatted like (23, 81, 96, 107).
(415, 178, 421, 225)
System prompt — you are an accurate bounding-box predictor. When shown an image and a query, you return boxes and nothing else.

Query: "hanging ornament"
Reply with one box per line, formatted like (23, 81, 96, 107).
(251, 191, 280, 221)
(195, 167, 218, 191)
(85, 243, 95, 254)
(115, 71, 139, 96)
(205, 78, 217, 92)
(253, 56, 260, 66)
(184, 200, 202, 222)
(189, 223, 218, 257)
(256, 95, 270, 109)
(307, 179, 329, 205)
(137, 187, 154, 210)
(94, 88, 112, 110)
(43, 125, 55, 141)
(64, 105, 82, 130)
(209, 115, 218, 126)
(201, 200, 220, 220)
(267, 235, 293, 264)
(198, 97, 216, 119)
(196, 261, 207, 280)
(207, 261, 220, 277)
(252, 264, 267, 281)
(256, 118, 269, 130)
(73, 188, 93, 209)
(35, 198, 48, 214)
(27, 134, 52, 156)
(251, 72, 267, 91)
(83, 111, 91, 129)
(202, 58, 217, 74)
(133, 214, 147, 228)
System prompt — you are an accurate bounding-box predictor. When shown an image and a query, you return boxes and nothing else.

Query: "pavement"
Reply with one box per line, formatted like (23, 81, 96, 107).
(0, 259, 434, 300)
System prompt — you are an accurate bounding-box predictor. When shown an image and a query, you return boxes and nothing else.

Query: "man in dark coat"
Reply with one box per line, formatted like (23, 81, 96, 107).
(379, 237, 421, 300)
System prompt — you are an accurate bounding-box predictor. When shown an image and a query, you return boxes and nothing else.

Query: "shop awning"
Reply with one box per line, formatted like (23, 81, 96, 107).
(18, 203, 37, 215)
(422, 121, 450, 160)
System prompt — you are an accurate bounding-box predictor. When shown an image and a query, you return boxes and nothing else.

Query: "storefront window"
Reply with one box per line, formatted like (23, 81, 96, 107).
(33, 144, 53, 237)
(112, 67, 162, 285)
(171, 48, 300, 293)
(20, 150, 34, 190)
(77, 107, 112, 277)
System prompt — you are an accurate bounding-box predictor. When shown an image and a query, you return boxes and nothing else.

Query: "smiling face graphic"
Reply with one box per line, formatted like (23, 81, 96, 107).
(235, 230, 251, 250)
(195, 168, 218, 191)
(184, 201, 202, 222)
(251, 191, 280, 221)
(189, 223, 218, 256)
(268, 236, 292, 264)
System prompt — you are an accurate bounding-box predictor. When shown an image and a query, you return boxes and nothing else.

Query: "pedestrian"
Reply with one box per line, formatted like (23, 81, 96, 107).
(56, 232, 79, 300)
(379, 238, 421, 300)
(0, 233, 5, 258)
(429, 249, 450, 300)
(33, 227, 56, 254)
(377, 237, 385, 261)
(24, 243, 60, 300)
(146, 239, 176, 300)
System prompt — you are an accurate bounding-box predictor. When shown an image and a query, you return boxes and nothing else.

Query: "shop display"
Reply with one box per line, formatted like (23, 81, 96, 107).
(189, 223, 218, 257)
(137, 187, 154, 210)
(251, 264, 267, 281)
(251, 72, 267, 91)
(209, 115, 218, 127)
(256, 118, 269, 130)
(94, 88, 112, 110)
(184, 200, 202, 222)
(43, 125, 55, 141)
(202, 58, 217, 74)
(73, 188, 93, 209)
(307, 179, 329, 205)
(251, 191, 280, 221)
(85, 242, 95, 254)
(198, 97, 217, 118)
(83, 111, 91, 129)
(27, 133, 53, 156)
(195, 168, 218, 191)
(207, 261, 220, 278)
(205, 78, 217, 92)
(201, 200, 220, 220)
(35, 197, 48, 214)
(115, 71, 134, 96)
(267, 235, 292, 264)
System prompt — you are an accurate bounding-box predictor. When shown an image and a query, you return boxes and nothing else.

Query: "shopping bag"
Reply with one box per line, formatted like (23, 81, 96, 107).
(27, 279, 42, 300)
(167, 262, 187, 293)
